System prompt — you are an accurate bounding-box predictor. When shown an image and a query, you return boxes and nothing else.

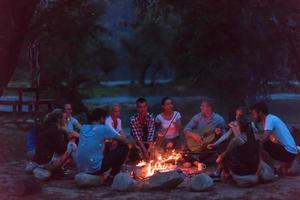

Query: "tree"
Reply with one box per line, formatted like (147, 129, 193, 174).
(152, 1, 299, 115)
(122, 0, 181, 85)
(0, 0, 39, 95)
(27, 0, 118, 113)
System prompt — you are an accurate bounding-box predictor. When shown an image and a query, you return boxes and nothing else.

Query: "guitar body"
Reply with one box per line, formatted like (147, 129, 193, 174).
(186, 130, 216, 153)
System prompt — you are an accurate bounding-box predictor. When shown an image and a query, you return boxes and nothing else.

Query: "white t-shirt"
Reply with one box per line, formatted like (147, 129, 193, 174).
(105, 116, 122, 133)
(264, 114, 297, 154)
(155, 111, 181, 139)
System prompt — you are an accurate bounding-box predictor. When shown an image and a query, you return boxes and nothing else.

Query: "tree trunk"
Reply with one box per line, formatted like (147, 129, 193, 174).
(0, 0, 39, 95)
(138, 59, 151, 85)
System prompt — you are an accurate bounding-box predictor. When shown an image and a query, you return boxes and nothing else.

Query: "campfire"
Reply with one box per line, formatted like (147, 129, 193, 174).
(133, 150, 202, 179)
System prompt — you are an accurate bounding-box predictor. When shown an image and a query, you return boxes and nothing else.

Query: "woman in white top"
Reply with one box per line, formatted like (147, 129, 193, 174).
(156, 97, 182, 150)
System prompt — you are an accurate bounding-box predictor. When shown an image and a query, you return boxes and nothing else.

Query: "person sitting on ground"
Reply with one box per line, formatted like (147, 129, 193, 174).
(63, 102, 81, 139)
(155, 97, 182, 151)
(216, 113, 260, 180)
(250, 102, 298, 175)
(104, 104, 126, 151)
(76, 108, 135, 183)
(34, 109, 77, 173)
(26, 120, 41, 161)
(129, 98, 156, 160)
(183, 98, 226, 167)
(105, 104, 125, 135)
(207, 107, 256, 150)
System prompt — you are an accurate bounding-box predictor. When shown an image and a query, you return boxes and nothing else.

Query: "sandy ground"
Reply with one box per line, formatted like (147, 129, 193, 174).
(1, 115, 300, 200)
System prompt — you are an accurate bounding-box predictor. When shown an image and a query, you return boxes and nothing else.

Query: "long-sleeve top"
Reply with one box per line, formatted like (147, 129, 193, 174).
(129, 113, 156, 142)
(184, 112, 226, 134)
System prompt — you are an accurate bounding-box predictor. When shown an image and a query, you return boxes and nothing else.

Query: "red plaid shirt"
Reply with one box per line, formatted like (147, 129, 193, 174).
(129, 113, 156, 142)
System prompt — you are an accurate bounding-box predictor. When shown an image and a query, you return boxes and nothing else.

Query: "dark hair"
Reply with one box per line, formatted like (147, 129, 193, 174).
(237, 114, 256, 144)
(236, 106, 249, 115)
(90, 108, 107, 122)
(44, 109, 64, 125)
(201, 98, 214, 110)
(237, 113, 259, 163)
(250, 102, 269, 115)
(161, 96, 172, 105)
(136, 97, 147, 105)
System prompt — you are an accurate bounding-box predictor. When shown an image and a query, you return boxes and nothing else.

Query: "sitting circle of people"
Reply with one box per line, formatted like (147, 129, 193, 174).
(26, 98, 299, 186)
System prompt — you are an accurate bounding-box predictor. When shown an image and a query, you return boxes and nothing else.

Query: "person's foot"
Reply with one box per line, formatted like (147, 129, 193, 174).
(182, 162, 192, 168)
(209, 171, 221, 182)
(52, 168, 74, 180)
(220, 170, 231, 182)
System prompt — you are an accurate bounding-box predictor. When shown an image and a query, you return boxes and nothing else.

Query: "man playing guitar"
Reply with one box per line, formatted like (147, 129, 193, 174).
(183, 98, 226, 166)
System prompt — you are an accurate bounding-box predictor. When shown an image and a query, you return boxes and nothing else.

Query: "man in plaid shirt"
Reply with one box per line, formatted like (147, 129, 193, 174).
(130, 98, 156, 160)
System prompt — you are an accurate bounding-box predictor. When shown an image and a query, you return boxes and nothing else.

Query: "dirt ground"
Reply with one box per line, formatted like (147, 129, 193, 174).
(1, 114, 300, 200)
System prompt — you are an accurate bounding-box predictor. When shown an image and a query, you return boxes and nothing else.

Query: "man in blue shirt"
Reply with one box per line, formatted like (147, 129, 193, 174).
(183, 98, 226, 165)
(76, 108, 135, 180)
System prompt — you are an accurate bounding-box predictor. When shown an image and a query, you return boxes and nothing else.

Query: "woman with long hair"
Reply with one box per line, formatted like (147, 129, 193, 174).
(216, 113, 260, 179)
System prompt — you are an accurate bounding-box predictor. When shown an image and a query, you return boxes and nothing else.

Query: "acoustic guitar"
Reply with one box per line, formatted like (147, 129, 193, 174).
(186, 129, 217, 153)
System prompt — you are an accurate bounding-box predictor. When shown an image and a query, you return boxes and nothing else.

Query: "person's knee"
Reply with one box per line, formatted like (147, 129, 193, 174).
(27, 150, 36, 161)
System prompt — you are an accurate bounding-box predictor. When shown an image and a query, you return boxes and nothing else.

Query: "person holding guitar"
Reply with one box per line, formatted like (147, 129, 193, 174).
(183, 98, 226, 166)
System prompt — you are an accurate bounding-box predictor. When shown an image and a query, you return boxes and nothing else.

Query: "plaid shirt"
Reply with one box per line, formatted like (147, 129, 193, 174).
(129, 113, 156, 142)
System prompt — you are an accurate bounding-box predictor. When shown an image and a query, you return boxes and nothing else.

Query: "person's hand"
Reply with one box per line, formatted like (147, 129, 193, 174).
(215, 128, 222, 136)
(127, 143, 133, 150)
(148, 143, 155, 153)
(166, 142, 174, 149)
(192, 134, 203, 144)
(207, 143, 215, 150)
(157, 131, 164, 138)
(216, 154, 223, 164)
(173, 121, 178, 129)
(229, 123, 240, 135)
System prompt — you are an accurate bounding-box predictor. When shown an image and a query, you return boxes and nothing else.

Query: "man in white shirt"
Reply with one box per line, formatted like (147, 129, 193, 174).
(250, 102, 298, 175)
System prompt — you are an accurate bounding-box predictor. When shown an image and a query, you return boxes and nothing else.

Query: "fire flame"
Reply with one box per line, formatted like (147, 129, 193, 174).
(136, 150, 182, 178)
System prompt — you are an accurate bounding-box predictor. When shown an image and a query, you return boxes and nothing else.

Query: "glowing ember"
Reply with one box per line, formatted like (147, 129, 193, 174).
(136, 150, 182, 178)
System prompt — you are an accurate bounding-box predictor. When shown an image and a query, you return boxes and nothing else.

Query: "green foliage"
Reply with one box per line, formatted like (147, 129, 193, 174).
(28, 0, 118, 89)
(122, 0, 181, 84)
(134, 0, 299, 105)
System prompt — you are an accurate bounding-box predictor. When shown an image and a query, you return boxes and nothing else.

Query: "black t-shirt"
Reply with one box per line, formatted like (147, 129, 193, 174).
(34, 124, 68, 165)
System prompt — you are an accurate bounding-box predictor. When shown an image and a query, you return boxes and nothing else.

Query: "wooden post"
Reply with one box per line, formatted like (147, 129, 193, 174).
(18, 89, 23, 112)
(35, 88, 39, 113)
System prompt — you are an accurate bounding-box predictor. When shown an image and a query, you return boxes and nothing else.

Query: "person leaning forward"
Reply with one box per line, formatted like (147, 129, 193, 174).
(129, 98, 156, 161)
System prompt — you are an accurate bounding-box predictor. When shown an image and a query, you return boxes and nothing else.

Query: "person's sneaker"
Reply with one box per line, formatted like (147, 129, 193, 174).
(209, 172, 221, 182)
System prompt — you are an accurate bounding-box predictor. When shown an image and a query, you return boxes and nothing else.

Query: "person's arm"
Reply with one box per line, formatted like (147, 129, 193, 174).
(261, 117, 273, 142)
(155, 116, 164, 138)
(184, 115, 198, 133)
(259, 130, 272, 142)
(184, 115, 203, 143)
(129, 118, 143, 141)
(174, 113, 182, 133)
(215, 117, 226, 136)
(61, 127, 80, 139)
(147, 115, 156, 143)
(212, 129, 232, 147)
(74, 120, 81, 131)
